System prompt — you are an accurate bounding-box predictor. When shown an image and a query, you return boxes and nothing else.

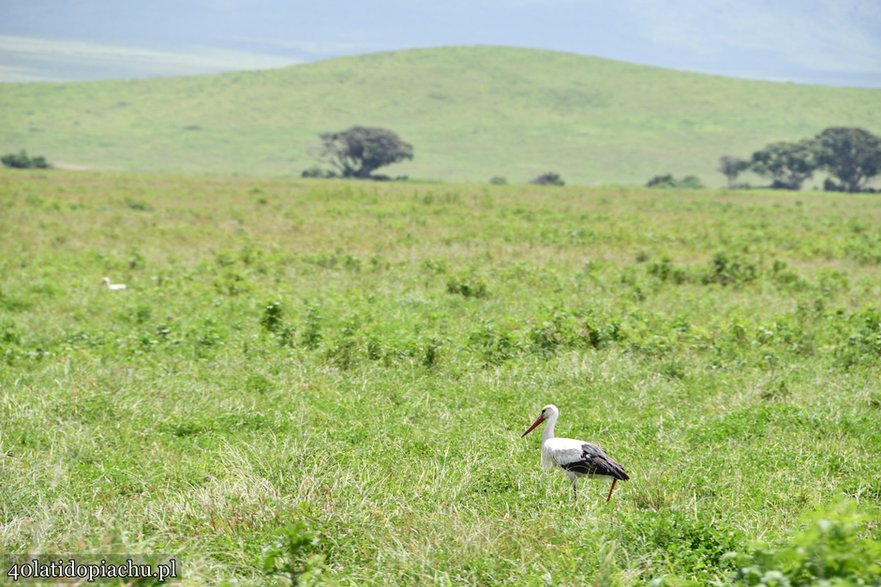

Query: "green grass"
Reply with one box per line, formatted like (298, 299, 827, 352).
(1, 169, 881, 585)
(1, 46, 880, 186)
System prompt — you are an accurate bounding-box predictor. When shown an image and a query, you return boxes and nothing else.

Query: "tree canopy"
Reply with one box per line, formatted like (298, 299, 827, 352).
(318, 126, 413, 179)
(815, 127, 881, 193)
(718, 155, 748, 189)
(729, 127, 881, 192)
(749, 140, 818, 190)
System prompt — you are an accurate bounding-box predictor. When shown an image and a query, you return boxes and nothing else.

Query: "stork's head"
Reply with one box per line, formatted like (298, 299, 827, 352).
(100, 277, 111, 286)
(521, 404, 559, 437)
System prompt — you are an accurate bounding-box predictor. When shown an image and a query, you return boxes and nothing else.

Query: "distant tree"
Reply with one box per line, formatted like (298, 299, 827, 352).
(646, 174, 675, 188)
(645, 174, 704, 189)
(749, 140, 818, 190)
(318, 126, 413, 179)
(530, 172, 565, 186)
(489, 176, 507, 185)
(815, 127, 881, 193)
(1, 149, 50, 169)
(718, 155, 749, 189)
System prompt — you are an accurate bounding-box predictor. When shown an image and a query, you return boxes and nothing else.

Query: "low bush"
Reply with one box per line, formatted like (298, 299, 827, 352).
(530, 172, 565, 186)
(729, 500, 881, 586)
(2, 150, 50, 169)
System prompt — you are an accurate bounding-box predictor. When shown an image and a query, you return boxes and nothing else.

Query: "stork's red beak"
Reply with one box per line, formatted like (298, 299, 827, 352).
(521, 415, 546, 438)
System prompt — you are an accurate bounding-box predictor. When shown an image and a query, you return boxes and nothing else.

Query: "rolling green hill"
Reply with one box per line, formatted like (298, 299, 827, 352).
(1, 46, 880, 185)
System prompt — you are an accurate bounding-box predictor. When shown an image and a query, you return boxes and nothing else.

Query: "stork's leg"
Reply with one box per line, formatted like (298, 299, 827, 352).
(606, 478, 618, 503)
(572, 478, 578, 501)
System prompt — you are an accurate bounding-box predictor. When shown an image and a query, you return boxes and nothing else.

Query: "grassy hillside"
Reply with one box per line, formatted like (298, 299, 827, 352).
(2, 169, 881, 584)
(1, 46, 880, 185)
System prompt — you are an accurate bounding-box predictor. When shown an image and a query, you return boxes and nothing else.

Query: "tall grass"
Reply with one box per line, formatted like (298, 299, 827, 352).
(1, 170, 880, 584)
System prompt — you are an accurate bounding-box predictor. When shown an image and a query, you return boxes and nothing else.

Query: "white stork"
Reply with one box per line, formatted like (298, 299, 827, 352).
(100, 277, 128, 291)
(521, 404, 629, 502)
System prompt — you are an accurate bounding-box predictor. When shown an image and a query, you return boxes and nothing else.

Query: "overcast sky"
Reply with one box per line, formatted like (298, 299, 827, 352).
(1, 0, 880, 86)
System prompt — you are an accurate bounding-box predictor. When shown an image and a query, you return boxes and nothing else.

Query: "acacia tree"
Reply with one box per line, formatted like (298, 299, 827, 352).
(749, 140, 818, 190)
(815, 127, 881, 193)
(318, 126, 413, 179)
(718, 155, 748, 188)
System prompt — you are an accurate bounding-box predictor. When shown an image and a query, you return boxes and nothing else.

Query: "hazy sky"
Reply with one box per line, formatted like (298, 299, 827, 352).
(1, 0, 880, 86)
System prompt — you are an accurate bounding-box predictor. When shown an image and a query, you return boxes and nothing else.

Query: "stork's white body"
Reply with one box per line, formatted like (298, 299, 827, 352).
(542, 438, 613, 481)
(101, 277, 128, 291)
(523, 404, 629, 501)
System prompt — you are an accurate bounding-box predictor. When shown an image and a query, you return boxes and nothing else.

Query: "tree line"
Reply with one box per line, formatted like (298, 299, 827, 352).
(719, 127, 881, 192)
(310, 125, 881, 193)
(6, 123, 878, 193)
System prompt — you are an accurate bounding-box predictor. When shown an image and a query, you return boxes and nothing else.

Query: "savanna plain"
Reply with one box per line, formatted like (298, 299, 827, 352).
(1, 170, 880, 585)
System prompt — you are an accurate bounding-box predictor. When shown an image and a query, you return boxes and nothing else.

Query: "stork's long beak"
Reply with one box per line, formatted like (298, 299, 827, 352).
(521, 415, 545, 438)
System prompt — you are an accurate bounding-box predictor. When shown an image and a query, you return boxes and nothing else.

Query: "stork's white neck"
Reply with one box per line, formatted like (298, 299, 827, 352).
(541, 410, 558, 444)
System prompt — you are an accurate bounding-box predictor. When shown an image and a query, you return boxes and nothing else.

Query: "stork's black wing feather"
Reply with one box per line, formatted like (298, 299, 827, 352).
(559, 443, 629, 480)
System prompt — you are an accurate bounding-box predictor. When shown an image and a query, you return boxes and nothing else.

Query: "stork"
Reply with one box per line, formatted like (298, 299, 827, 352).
(521, 404, 629, 502)
(100, 277, 128, 291)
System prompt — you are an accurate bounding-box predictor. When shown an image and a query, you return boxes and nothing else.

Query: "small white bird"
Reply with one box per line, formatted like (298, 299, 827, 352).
(100, 277, 128, 291)
(521, 404, 629, 502)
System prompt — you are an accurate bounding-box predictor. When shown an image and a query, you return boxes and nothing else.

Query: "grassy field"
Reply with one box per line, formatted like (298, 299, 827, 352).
(1, 46, 881, 186)
(1, 168, 881, 585)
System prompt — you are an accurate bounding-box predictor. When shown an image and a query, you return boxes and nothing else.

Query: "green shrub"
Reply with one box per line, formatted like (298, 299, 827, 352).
(646, 174, 704, 189)
(260, 301, 284, 333)
(530, 172, 565, 186)
(836, 307, 881, 367)
(326, 321, 358, 369)
(261, 520, 330, 586)
(420, 335, 444, 368)
(648, 255, 689, 284)
(528, 309, 575, 354)
(702, 252, 757, 286)
(446, 274, 488, 298)
(1, 149, 50, 169)
(769, 259, 807, 291)
(468, 321, 516, 365)
(730, 500, 881, 586)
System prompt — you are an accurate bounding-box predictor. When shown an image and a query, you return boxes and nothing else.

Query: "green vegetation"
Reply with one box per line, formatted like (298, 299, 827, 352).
(2, 169, 881, 584)
(1, 149, 50, 169)
(737, 127, 881, 192)
(531, 171, 566, 186)
(718, 155, 750, 189)
(314, 126, 413, 180)
(749, 140, 819, 190)
(1, 46, 880, 184)
(816, 127, 881, 193)
(729, 501, 881, 586)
